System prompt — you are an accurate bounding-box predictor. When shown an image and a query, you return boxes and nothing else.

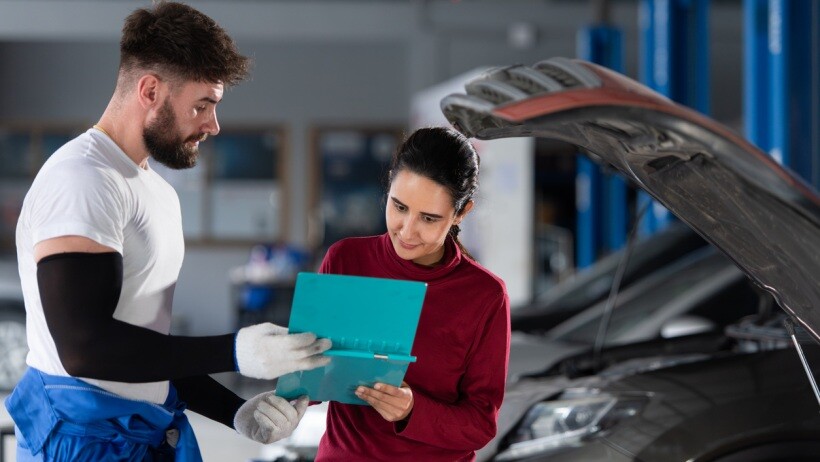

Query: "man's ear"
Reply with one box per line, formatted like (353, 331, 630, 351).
(136, 74, 162, 109)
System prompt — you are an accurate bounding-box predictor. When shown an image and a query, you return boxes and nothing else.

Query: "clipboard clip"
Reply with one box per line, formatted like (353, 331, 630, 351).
(323, 349, 417, 363)
(370, 352, 417, 362)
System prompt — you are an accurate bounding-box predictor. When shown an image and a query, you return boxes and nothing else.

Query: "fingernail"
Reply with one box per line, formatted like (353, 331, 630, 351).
(356, 387, 364, 395)
(374, 383, 382, 390)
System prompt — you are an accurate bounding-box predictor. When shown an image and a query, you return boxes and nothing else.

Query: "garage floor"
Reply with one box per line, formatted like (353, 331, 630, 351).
(0, 373, 295, 461)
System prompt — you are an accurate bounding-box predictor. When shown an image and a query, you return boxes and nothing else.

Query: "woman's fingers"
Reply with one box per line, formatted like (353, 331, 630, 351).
(355, 382, 414, 422)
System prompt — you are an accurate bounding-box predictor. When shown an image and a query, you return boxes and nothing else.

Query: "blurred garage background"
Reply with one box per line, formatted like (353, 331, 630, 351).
(0, 0, 817, 460)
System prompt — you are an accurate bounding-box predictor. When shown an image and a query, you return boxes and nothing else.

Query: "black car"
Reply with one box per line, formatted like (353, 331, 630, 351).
(441, 57, 820, 461)
(487, 312, 820, 462)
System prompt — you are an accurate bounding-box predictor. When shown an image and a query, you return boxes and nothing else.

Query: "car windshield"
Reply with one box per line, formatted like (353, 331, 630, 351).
(522, 223, 704, 313)
(546, 247, 755, 346)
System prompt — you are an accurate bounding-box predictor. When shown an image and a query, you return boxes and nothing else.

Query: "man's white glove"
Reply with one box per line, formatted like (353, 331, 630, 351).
(234, 392, 308, 444)
(235, 322, 332, 380)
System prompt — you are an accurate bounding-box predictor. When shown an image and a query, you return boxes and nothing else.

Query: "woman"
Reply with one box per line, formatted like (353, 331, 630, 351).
(315, 127, 511, 461)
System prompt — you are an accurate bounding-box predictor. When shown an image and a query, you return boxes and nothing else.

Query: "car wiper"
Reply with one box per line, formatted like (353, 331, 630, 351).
(783, 317, 820, 410)
(592, 201, 650, 371)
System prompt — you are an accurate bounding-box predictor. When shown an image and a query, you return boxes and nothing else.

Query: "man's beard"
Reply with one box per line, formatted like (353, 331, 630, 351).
(143, 98, 205, 170)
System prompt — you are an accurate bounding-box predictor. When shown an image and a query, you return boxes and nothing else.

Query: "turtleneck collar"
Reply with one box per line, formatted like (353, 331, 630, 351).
(376, 232, 462, 284)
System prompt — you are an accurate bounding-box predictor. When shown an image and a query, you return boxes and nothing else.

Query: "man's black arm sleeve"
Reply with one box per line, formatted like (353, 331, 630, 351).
(38, 252, 236, 382)
(172, 375, 245, 429)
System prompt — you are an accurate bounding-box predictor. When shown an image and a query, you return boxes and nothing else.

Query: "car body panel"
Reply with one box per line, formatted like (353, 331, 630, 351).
(441, 58, 820, 341)
(507, 334, 586, 382)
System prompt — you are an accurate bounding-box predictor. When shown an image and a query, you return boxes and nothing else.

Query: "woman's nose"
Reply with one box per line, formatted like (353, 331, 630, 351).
(399, 216, 418, 238)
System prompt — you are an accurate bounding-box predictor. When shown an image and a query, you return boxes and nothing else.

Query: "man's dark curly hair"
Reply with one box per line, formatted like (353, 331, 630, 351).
(119, 1, 250, 86)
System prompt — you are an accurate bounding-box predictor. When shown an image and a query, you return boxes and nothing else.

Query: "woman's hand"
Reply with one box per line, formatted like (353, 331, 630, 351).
(355, 381, 414, 422)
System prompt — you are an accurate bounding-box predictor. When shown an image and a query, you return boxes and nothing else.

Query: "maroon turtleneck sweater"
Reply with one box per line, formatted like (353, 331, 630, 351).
(315, 233, 510, 462)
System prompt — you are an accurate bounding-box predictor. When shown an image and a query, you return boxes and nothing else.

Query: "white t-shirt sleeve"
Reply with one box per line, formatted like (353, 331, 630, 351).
(28, 162, 127, 254)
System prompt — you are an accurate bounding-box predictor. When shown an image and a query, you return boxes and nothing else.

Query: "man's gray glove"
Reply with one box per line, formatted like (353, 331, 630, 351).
(234, 392, 308, 444)
(235, 322, 332, 380)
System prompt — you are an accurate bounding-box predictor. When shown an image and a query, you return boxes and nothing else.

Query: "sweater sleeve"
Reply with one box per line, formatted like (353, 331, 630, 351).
(397, 290, 511, 451)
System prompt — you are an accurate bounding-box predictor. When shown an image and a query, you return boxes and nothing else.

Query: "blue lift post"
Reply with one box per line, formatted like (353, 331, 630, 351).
(639, 0, 710, 237)
(575, 2, 627, 269)
(743, 0, 772, 154)
(745, 0, 819, 188)
(574, 158, 601, 270)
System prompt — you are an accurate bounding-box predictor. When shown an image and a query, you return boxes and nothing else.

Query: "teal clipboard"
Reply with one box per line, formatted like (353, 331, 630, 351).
(275, 272, 427, 405)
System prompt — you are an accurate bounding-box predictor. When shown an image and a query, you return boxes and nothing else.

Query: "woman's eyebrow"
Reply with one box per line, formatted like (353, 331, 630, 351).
(391, 197, 444, 219)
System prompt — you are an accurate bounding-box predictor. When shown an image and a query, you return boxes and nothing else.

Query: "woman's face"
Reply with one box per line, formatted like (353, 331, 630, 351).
(386, 170, 471, 266)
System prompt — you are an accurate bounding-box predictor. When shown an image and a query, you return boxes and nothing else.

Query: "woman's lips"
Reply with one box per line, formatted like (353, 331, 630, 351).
(397, 237, 418, 250)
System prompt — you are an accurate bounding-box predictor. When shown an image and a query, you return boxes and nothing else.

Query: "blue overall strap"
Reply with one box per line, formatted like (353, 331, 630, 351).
(4, 368, 202, 462)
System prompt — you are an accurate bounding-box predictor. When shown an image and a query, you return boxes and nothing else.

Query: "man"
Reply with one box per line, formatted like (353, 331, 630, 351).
(4, 2, 331, 460)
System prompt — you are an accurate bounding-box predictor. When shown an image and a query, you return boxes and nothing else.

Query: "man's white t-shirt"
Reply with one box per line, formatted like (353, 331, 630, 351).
(16, 128, 185, 404)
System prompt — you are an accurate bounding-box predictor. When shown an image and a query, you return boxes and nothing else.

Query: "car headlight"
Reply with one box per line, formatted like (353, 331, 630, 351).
(494, 393, 647, 461)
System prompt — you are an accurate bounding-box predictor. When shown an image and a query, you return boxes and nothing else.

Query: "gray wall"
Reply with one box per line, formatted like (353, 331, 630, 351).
(0, 0, 744, 335)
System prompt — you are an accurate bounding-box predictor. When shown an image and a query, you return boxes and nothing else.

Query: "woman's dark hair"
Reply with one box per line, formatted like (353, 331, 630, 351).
(119, 1, 250, 86)
(388, 126, 480, 259)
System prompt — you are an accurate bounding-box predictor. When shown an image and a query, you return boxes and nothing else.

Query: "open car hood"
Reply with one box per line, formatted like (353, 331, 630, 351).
(441, 57, 820, 341)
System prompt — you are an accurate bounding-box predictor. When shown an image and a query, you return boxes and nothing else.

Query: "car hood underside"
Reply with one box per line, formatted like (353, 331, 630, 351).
(441, 58, 820, 341)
